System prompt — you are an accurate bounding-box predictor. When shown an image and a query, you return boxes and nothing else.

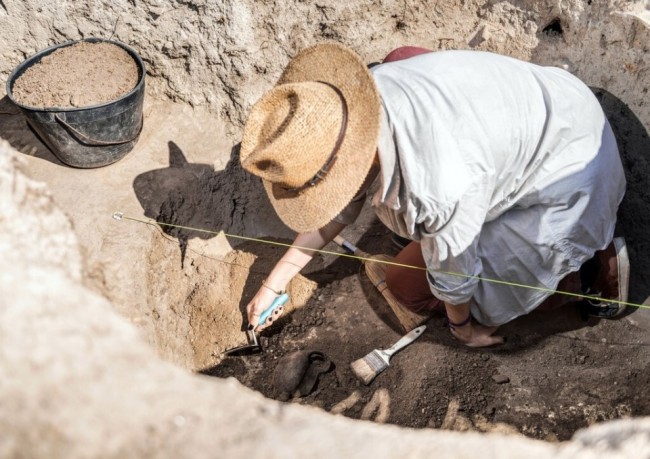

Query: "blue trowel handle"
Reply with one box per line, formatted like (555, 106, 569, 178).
(258, 292, 289, 326)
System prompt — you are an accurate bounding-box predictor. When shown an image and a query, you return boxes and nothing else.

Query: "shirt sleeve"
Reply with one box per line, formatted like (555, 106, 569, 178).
(419, 176, 490, 305)
(421, 235, 482, 304)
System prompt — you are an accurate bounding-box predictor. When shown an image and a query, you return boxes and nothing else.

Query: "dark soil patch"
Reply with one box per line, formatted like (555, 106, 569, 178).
(202, 219, 650, 442)
(12, 41, 138, 108)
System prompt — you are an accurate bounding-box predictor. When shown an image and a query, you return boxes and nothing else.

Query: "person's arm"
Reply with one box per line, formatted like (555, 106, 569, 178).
(246, 219, 346, 330)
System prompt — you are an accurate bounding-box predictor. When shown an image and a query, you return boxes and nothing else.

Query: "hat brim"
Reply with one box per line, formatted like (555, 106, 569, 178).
(260, 43, 382, 233)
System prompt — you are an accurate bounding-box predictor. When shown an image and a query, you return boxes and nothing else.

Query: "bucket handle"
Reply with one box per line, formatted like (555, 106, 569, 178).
(55, 114, 143, 146)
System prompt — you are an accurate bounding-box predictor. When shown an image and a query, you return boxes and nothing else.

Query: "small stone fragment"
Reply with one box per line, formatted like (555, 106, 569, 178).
(492, 374, 510, 384)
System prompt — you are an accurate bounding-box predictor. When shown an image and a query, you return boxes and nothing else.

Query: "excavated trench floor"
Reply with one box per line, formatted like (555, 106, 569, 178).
(203, 218, 650, 441)
(2, 90, 650, 443)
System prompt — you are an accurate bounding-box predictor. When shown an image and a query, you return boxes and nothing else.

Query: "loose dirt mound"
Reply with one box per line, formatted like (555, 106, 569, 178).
(203, 221, 650, 442)
(12, 41, 138, 108)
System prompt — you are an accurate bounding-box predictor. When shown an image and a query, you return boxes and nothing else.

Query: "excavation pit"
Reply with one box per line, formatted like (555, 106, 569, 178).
(201, 228, 650, 441)
(1, 0, 650, 456)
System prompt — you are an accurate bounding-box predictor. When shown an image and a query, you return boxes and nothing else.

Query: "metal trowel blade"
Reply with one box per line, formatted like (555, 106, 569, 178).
(223, 330, 262, 357)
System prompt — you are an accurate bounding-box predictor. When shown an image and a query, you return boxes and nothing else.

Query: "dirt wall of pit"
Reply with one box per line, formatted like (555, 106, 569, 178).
(1, 1, 649, 367)
(2, 137, 650, 458)
(1, 1, 647, 126)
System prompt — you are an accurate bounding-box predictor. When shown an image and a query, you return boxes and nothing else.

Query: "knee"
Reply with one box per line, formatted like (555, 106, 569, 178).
(385, 265, 420, 310)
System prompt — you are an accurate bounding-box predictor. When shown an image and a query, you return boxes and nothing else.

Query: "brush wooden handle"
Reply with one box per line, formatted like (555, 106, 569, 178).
(384, 325, 427, 357)
(333, 235, 370, 258)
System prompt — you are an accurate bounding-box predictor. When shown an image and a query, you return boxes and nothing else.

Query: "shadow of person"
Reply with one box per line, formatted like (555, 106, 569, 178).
(593, 87, 650, 311)
(0, 95, 64, 165)
(134, 140, 273, 267)
(134, 140, 368, 338)
(133, 140, 369, 274)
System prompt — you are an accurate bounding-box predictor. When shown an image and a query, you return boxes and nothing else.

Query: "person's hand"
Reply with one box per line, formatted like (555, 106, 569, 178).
(246, 287, 285, 331)
(449, 322, 504, 348)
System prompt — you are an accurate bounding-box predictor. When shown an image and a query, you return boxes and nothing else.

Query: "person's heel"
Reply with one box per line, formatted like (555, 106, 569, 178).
(580, 237, 630, 318)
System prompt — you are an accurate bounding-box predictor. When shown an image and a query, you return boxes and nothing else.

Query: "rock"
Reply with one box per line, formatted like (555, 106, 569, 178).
(492, 374, 511, 384)
(469, 24, 491, 47)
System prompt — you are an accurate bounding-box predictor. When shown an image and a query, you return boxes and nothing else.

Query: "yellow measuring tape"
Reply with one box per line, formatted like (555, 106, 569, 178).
(112, 212, 649, 311)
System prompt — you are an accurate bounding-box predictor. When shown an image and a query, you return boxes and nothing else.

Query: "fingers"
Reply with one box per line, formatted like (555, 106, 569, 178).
(253, 306, 284, 331)
(481, 325, 500, 337)
(246, 304, 260, 330)
(246, 288, 274, 330)
(489, 334, 505, 345)
(248, 313, 260, 330)
(248, 301, 285, 332)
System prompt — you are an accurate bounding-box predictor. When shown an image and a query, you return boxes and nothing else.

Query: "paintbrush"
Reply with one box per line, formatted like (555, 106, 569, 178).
(333, 235, 370, 257)
(350, 325, 426, 385)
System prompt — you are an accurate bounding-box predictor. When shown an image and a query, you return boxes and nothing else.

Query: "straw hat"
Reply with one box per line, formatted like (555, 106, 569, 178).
(240, 43, 381, 232)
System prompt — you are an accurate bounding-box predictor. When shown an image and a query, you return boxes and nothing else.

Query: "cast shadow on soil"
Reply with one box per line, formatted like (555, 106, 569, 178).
(0, 95, 64, 165)
(132, 140, 373, 332)
(593, 87, 650, 309)
(133, 141, 287, 268)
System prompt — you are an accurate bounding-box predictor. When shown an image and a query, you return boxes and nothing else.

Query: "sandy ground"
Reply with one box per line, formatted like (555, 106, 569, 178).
(1, 89, 649, 442)
(11, 41, 139, 109)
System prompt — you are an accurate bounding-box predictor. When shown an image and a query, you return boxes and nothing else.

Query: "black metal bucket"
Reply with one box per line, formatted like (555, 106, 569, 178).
(6, 38, 146, 168)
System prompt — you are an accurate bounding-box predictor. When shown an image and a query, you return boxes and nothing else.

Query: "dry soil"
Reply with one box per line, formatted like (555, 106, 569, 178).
(203, 219, 650, 442)
(11, 41, 138, 108)
(2, 30, 649, 445)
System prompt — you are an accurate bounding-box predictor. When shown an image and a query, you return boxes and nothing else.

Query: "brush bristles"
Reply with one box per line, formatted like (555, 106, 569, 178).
(350, 350, 388, 385)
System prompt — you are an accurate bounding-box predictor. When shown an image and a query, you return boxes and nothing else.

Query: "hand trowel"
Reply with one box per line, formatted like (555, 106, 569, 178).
(224, 293, 289, 357)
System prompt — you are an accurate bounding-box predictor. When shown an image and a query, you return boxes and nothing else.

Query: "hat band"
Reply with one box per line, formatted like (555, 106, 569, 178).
(284, 81, 348, 193)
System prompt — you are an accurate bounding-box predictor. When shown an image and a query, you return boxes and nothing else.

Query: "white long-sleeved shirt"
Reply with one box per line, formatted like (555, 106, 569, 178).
(338, 50, 625, 326)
